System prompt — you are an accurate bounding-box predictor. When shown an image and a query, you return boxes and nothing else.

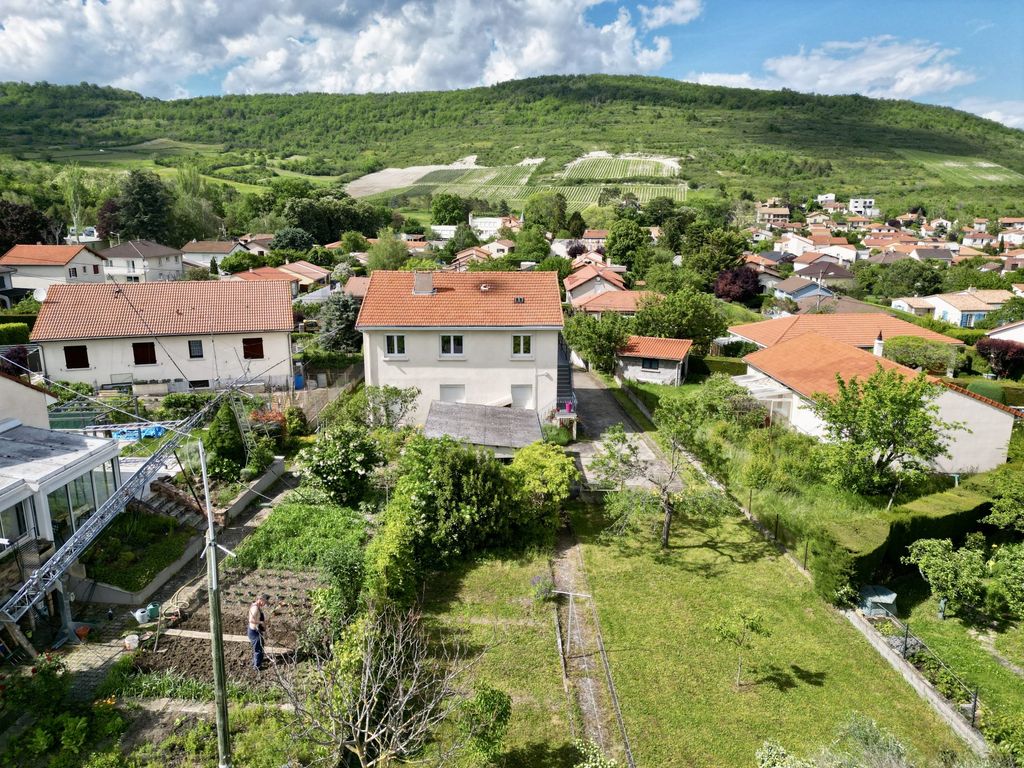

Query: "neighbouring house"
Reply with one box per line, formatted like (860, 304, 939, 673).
(805, 211, 832, 226)
(101, 240, 183, 283)
(581, 230, 609, 250)
(728, 312, 962, 351)
(0, 266, 19, 308)
(356, 271, 571, 425)
(756, 206, 790, 227)
(734, 333, 1016, 473)
(468, 214, 520, 240)
(756, 268, 783, 295)
(239, 234, 275, 256)
(986, 319, 1024, 344)
(792, 251, 838, 271)
(449, 246, 493, 272)
(180, 239, 250, 269)
(998, 230, 1024, 247)
(909, 247, 954, 264)
(848, 197, 880, 217)
(0, 374, 121, 642)
(845, 215, 871, 229)
(796, 261, 855, 288)
(342, 276, 370, 301)
(482, 239, 515, 257)
(1014, 283, 1024, 297)
(773, 276, 834, 302)
(30, 282, 294, 393)
(893, 288, 1015, 328)
(795, 296, 893, 315)
(815, 193, 836, 204)
(971, 218, 989, 232)
(963, 232, 997, 249)
(228, 266, 301, 298)
(0, 245, 107, 290)
(572, 290, 657, 317)
(277, 260, 332, 292)
(999, 217, 1024, 231)
(563, 264, 626, 303)
(867, 251, 912, 266)
(615, 335, 692, 386)
(571, 252, 626, 274)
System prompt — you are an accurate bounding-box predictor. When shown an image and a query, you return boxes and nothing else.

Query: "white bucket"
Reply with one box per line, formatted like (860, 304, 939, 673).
(124, 634, 140, 650)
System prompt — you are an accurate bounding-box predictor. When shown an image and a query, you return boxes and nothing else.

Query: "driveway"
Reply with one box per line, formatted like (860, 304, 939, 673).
(572, 371, 675, 491)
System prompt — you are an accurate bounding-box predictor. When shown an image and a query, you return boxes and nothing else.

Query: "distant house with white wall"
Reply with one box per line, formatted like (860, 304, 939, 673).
(773, 276, 834, 302)
(734, 333, 1016, 473)
(615, 336, 692, 386)
(756, 206, 790, 227)
(848, 197, 880, 217)
(892, 288, 1014, 328)
(30, 281, 294, 393)
(815, 193, 836, 204)
(101, 240, 183, 282)
(356, 271, 569, 425)
(581, 230, 609, 250)
(572, 290, 657, 317)
(986, 319, 1024, 344)
(180, 240, 250, 270)
(0, 245, 107, 290)
(563, 264, 625, 303)
(228, 266, 301, 298)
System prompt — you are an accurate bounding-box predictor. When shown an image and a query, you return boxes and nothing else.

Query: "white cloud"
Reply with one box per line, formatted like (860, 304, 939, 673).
(638, 0, 701, 30)
(0, 0, 678, 97)
(689, 36, 975, 100)
(957, 99, 1024, 130)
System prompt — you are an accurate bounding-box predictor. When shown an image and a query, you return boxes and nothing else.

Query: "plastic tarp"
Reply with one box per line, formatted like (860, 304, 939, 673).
(112, 425, 167, 442)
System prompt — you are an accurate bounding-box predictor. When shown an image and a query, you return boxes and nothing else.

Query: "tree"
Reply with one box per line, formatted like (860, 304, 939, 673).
(642, 196, 678, 226)
(975, 337, 1024, 379)
(713, 266, 760, 303)
(362, 385, 420, 430)
(440, 223, 479, 261)
(643, 263, 703, 294)
(367, 230, 410, 271)
(118, 169, 173, 243)
(870, 259, 943, 298)
(711, 608, 771, 688)
(58, 163, 88, 240)
(270, 226, 315, 252)
(563, 312, 630, 374)
(566, 210, 586, 238)
(183, 266, 216, 281)
(337, 230, 371, 253)
(298, 424, 381, 505)
(605, 218, 649, 271)
(508, 442, 578, 527)
(318, 292, 363, 352)
(536, 255, 573, 283)
(206, 401, 246, 471)
(631, 288, 727, 354)
(903, 538, 985, 617)
(209, 256, 218, 275)
(459, 684, 513, 762)
(882, 335, 956, 373)
(431, 193, 471, 225)
(978, 296, 1024, 329)
(942, 265, 1009, 292)
(812, 367, 956, 494)
(274, 604, 491, 768)
(400, 257, 440, 271)
(986, 473, 1024, 532)
(96, 197, 122, 240)
(513, 225, 551, 262)
(523, 191, 566, 233)
(0, 200, 52, 252)
(171, 162, 221, 244)
(682, 228, 747, 285)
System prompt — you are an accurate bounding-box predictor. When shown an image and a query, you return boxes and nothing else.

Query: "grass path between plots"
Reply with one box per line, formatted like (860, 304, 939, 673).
(574, 505, 965, 767)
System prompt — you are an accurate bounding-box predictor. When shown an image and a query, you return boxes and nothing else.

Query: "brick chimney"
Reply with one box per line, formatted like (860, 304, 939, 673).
(873, 331, 884, 357)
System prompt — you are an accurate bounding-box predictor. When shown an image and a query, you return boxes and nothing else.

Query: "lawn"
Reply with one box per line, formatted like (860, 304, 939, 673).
(574, 505, 965, 766)
(891, 575, 1024, 725)
(422, 550, 577, 768)
(897, 149, 1024, 187)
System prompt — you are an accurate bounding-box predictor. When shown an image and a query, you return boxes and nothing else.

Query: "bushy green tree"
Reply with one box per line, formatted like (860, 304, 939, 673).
(298, 424, 381, 505)
(0, 200, 51, 253)
(903, 538, 986, 617)
(942, 265, 1009, 292)
(367, 229, 409, 271)
(206, 401, 245, 470)
(513, 225, 551, 262)
(270, 226, 315, 252)
(316, 292, 363, 352)
(508, 442, 578, 527)
(431, 193, 471, 225)
(978, 296, 1024, 329)
(566, 210, 586, 238)
(882, 335, 955, 372)
(337, 230, 370, 253)
(563, 312, 631, 373)
(523, 191, 566, 233)
(440, 223, 479, 261)
(117, 169, 173, 243)
(605, 218, 649, 271)
(631, 288, 726, 354)
(873, 259, 943, 298)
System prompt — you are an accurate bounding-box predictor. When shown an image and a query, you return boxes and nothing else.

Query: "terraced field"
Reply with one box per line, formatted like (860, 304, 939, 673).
(898, 149, 1024, 186)
(563, 155, 679, 179)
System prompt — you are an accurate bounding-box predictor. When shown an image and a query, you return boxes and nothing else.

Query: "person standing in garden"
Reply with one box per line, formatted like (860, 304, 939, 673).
(248, 593, 270, 670)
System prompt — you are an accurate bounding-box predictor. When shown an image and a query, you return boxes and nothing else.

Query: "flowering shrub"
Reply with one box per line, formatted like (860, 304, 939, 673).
(0, 652, 70, 717)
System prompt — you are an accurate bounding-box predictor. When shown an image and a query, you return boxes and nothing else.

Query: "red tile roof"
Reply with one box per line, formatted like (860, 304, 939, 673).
(0, 244, 102, 266)
(572, 290, 658, 313)
(181, 240, 245, 254)
(618, 335, 692, 361)
(231, 266, 298, 282)
(278, 260, 331, 281)
(582, 229, 609, 239)
(355, 271, 563, 329)
(729, 313, 963, 349)
(343, 276, 370, 298)
(30, 282, 294, 341)
(563, 264, 626, 292)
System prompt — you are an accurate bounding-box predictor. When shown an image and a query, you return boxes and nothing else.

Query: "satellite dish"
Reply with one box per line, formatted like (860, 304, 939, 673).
(32, 288, 48, 302)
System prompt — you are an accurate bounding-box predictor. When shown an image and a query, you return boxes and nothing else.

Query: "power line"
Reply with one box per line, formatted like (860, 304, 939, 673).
(108, 278, 193, 384)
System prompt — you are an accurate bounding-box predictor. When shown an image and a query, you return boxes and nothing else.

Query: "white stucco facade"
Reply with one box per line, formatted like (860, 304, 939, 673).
(37, 331, 292, 392)
(0, 376, 53, 429)
(8, 253, 107, 290)
(565, 276, 621, 303)
(616, 356, 686, 386)
(105, 254, 183, 282)
(362, 328, 560, 424)
(988, 322, 1024, 343)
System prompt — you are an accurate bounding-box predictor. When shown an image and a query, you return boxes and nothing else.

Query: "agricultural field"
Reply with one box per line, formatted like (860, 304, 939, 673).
(897, 149, 1024, 186)
(562, 154, 679, 179)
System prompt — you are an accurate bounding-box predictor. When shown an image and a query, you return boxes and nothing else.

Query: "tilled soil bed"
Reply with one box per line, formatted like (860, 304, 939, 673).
(137, 568, 323, 685)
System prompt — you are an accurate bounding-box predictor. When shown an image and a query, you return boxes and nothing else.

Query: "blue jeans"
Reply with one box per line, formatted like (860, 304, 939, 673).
(248, 628, 264, 669)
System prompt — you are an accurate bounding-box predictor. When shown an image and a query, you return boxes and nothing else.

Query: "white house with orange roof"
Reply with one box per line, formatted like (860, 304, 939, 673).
(892, 288, 1014, 328)
(563, 264, 626, 303)
(733, 333, 1016, 473)
(572, 290, 658, 317)
(987, 318, 1024, 344)
(615, 336, 692, 386)
(355, 271, 570, 424)
(0, 245, 107, 290)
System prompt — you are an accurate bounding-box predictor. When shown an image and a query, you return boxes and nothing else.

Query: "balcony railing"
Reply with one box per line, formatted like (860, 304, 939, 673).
(555, 395, 578, 417)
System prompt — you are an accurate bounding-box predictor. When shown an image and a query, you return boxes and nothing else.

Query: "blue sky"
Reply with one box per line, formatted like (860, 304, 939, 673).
(1, 0, 1022, 127)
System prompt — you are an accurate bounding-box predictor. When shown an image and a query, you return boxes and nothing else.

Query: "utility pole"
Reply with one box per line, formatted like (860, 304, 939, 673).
(198, 440, 232, 768)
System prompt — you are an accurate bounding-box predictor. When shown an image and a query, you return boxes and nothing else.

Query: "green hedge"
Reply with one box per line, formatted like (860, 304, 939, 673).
(0, 322, 29, 344)
(0, 313, 36, 330)
(689, 355, 748, 377)
(1002, 383, 1024, 406)
(966, 380, 1006, 403)
(944, 328, 987, 345)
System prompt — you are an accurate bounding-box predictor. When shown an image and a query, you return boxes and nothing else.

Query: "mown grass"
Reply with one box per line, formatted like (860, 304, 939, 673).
(422, 551, 577, 768)
(573, 505, 964, 767)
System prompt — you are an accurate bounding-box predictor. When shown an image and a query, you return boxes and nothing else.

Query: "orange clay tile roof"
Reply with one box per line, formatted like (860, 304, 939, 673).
(563, 264, 626, 292)
(618, 335, 692, 361)
(794, 250, 828, 264)
(582, 229, 609, 239)
(0, 244, 103, 266)
(231, 266, 298, 282)
(729, 313, 963, 349)
(572, 290, 659, 313)
(343, 276, 370, 298)
(277, 261, 330, 280)
(355, 271, 563, 329)
(30, 282, 294, 341)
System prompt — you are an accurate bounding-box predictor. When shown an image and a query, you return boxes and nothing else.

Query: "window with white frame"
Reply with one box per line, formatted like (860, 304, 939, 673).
(385, 334, 406, 356)
(512, 334, 532, 357)
(440, 334, 463, 356)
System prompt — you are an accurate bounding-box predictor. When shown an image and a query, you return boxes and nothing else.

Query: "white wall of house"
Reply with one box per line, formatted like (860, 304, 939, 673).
(616, 356, 684, 385)
(362, 328, 560, 424)
(0, 377, 51, 429)
(9, 254, 107, 290)
(927, 297, 992, 327)
(38, 332, 292, 391)
(988, 324, 1024, 343)
(105, 255, 183, 282)
(566, 276, 621, 303)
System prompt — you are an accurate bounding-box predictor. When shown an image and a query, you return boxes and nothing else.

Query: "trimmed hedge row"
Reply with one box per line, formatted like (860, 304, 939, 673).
(688, 355, 748, 377)
(0, 313, 36, 330)
(0, 322, 29, 344)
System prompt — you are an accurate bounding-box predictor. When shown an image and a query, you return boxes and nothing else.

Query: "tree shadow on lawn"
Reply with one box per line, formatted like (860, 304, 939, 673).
(498, 741, 578, 768)
(753, 663, 827, 693)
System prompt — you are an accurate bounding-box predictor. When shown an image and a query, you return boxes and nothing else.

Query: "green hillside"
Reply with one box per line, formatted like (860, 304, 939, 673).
(2, 75, 1024, 213)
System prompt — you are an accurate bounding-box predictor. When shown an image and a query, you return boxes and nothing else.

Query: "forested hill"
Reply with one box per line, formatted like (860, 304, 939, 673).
(3, 75, 1024, 196)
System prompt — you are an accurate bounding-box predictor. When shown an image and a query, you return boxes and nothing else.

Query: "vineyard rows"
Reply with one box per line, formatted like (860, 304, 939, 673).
(563, 157, 678, 179)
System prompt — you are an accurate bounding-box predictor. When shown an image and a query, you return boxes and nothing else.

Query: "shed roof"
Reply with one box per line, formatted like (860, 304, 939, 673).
(618, 335, 693, 361)
(423, 402, 542, 450)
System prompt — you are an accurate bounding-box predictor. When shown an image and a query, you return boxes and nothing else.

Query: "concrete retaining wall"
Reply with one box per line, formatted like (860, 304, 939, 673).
(218, 457, 285, 524)
(70, 534, 204, 606)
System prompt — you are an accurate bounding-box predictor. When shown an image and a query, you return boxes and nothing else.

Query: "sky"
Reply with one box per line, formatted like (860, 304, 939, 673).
(1, 0, 1022, 128)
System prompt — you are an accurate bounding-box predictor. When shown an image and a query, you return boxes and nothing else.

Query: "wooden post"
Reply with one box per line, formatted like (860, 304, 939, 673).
(970, 688, 979, 726)
(802, 541, 809, 569)
(902, 623, 910, 659)
(2, 619, 36, 658)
